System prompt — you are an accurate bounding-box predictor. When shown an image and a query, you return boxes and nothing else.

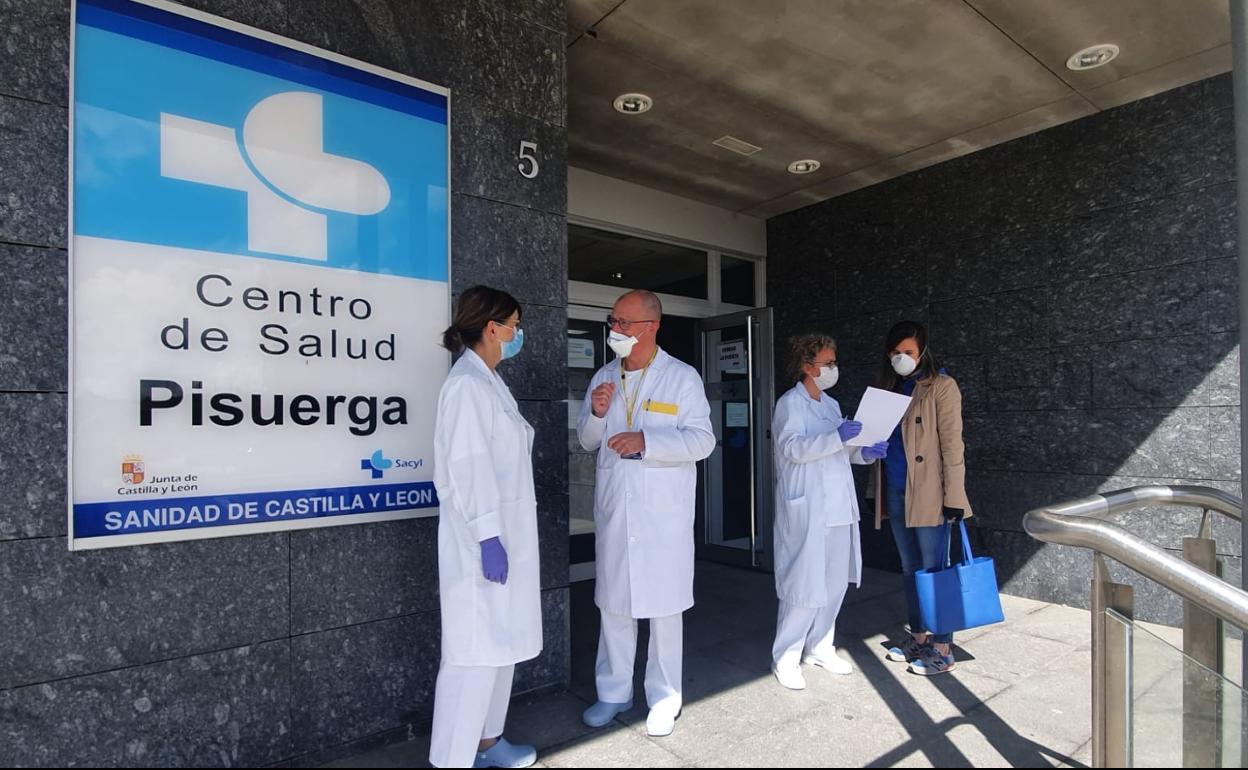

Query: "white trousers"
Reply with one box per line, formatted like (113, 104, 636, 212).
(429, 663, 515, 769)
(772, 526, 853, 670)
(595, 610, 683, 715)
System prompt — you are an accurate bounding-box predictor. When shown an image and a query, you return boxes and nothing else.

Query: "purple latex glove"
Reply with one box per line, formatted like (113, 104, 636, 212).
(480, 537, 509, 584)
(861, 441, 889, 461)
(837, 420, 863, 443)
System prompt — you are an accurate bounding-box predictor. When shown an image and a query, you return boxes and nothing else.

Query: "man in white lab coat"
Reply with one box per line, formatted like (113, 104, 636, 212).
(576, 290, 715, 737)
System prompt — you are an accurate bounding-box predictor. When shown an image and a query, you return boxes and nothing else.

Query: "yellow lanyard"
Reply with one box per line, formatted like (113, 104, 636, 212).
(620, 348, 659, 431)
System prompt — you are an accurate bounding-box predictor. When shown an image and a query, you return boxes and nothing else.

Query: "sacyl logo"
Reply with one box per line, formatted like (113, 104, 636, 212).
(361, 449, 394, 479)
(160, 91, 391, 261)
(360, 450, 423, 479)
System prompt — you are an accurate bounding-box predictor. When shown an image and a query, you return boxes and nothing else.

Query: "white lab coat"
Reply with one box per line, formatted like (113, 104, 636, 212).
(772, 383, 869, 608)
(577, 349, 715, 619)
(433, 349, 542, 667)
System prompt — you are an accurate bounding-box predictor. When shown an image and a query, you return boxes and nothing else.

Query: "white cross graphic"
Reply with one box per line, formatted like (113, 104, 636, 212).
(159, 91, 391, 261)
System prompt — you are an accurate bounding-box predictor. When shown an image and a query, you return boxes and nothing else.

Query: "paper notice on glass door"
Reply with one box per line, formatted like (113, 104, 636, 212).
(718, 341, 747, 374)
(845, 387, 912, 447)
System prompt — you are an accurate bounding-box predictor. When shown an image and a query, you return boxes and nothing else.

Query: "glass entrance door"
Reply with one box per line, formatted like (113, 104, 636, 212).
(697, 308, 774, 569)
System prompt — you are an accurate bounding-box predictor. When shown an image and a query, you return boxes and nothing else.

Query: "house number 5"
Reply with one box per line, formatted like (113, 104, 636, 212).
(518, 140, 539, 179)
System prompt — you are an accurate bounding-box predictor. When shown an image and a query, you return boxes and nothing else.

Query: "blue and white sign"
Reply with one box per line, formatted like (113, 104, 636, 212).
(69, 0, 450, 550)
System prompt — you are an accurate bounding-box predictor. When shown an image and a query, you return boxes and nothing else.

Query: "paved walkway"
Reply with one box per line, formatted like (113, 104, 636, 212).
(326, 561, 1107, 768)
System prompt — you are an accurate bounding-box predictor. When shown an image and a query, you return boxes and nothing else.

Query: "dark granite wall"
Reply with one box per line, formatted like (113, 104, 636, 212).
(0, 0, 569, 765)
(767, 75, 1240, 627)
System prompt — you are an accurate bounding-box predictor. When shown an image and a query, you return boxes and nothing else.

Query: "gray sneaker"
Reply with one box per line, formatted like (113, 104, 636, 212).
(908, 646, 956, 676)
(886, 634, 930, 663)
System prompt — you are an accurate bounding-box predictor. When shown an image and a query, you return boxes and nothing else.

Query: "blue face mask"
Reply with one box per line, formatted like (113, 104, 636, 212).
(499, 326, 524, 360)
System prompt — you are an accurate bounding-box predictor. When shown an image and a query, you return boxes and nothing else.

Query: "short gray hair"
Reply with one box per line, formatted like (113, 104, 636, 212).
(620, 289, 663, 319)
(786, 333, 837, 384)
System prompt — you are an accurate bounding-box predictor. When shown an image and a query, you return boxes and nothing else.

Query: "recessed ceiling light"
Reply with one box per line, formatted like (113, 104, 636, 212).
(788, 159, 821, 174)
(1066, 44, 1119, 71)
(613, 93, 653, 115)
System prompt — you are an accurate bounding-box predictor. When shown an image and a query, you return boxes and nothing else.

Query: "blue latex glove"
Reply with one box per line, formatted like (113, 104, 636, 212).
(837, 420, 863, 442)
(480, 537, 509, 584)
(861, 441, 889, 461)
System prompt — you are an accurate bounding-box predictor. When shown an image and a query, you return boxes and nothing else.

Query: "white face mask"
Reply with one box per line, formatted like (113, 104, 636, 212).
(608, 330, 639, 358)
(891, 353, 919, 377)
(813, 365, 839, 390)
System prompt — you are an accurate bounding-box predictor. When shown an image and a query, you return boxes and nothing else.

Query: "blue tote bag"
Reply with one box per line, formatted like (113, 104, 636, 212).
(915, 521, 1005, 635)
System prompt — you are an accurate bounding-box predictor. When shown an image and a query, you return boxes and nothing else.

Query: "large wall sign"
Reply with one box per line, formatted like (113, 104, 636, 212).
(69, 0, 449, 550)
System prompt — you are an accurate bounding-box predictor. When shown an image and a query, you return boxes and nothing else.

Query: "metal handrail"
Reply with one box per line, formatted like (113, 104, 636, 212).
(1023, 485, 1248, 631)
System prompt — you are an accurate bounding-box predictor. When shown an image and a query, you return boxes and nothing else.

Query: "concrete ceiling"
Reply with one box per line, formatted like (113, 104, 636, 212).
(566, 0, 1231, 218)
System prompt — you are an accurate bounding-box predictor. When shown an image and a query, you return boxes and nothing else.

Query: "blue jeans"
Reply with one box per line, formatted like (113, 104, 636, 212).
(885, 486, 953, 645)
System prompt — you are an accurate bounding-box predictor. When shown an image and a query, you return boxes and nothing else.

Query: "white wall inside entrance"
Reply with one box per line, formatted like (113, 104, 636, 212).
(569, 166, 767, 257)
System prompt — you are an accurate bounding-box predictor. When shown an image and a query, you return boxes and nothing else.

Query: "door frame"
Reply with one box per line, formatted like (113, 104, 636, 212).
(696, 307, 775, 570)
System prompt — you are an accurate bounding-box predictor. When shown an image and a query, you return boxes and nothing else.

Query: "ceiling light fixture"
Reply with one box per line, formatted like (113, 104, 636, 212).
(787, 159, 821, 174)
(1066, 44, 1119, 71)
(613, 93, 653, 115)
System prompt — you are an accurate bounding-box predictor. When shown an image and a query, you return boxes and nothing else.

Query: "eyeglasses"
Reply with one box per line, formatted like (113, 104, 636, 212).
(811, 359, 837, 368)
(606, 316, 657, 332)
(493, 319, 522, 331)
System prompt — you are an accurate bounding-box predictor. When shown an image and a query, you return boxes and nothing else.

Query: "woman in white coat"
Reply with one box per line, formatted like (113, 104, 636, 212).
(771, 333, 889, 691)
(430, 286, 542, 769)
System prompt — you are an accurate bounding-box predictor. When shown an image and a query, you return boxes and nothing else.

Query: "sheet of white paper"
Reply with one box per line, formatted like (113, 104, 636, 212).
(568, 336, 596, 369)
(846, 386, 912, 447)
(718, 341, 747, 374)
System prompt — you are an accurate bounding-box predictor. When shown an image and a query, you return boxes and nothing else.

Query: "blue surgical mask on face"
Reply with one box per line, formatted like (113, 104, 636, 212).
(500, 326, 524, 360)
